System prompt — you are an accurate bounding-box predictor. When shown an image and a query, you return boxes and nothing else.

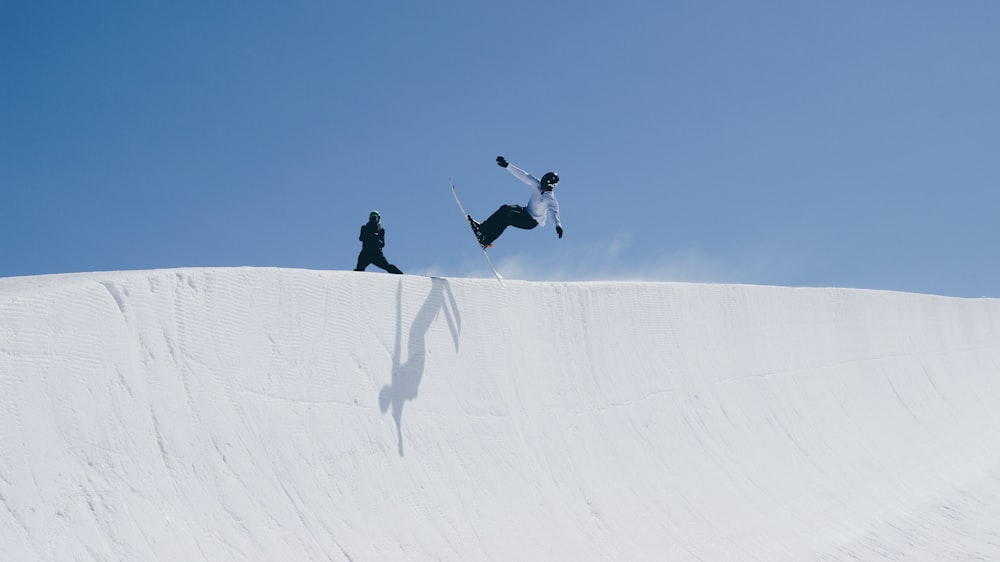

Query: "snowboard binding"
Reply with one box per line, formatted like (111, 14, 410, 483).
(467, 216, 492, 249)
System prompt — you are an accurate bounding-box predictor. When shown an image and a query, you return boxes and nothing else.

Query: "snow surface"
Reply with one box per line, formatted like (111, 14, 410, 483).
(2, 267, 1000, 561)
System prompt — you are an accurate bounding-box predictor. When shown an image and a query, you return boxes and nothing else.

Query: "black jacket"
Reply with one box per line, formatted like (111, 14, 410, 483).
(359, 222, 386, 253)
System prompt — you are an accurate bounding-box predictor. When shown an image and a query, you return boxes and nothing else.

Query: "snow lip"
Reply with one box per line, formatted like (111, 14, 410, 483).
(2, 266, 1000, 560)
(2, 266, 992, 301)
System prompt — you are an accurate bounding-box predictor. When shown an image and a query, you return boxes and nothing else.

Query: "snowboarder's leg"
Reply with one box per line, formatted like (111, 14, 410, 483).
(479, 204, 538, 245)
(508, 207, 541, 230)
(355, 252, 372, 271)
(370, 253, 403, 275)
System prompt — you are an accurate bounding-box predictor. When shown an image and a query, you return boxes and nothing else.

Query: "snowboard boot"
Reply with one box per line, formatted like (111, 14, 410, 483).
(467, 216, 493, 249)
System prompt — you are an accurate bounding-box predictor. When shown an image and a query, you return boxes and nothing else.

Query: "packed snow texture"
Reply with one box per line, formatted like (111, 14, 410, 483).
(2, 268, 1000, 561)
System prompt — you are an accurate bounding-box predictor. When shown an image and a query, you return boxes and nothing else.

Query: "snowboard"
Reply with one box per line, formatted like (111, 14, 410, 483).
(450, 181, 504, 286)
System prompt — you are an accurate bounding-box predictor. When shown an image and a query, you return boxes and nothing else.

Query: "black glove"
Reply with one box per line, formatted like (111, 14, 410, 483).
(496, 156, 508, 168)
(556, 225, 563, 239)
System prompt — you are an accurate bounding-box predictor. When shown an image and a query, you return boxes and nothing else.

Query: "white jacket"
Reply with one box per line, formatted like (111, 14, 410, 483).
(505, 164, 562, 228)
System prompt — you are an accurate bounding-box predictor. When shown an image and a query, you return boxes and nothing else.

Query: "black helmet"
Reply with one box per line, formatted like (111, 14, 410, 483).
(540, 172, 559, 187)
(369, 210, 380, 220)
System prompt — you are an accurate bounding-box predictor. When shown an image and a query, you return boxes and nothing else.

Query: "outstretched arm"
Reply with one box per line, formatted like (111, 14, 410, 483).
(496, 155, 539, 188)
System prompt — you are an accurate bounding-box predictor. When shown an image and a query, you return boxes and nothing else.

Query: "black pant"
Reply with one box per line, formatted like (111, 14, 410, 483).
(479, 204, 538, 245)
(356, 250, 402, 274)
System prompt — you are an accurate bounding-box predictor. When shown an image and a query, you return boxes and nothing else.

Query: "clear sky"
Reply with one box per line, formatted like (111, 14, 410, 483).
(2, 1, 998, 297)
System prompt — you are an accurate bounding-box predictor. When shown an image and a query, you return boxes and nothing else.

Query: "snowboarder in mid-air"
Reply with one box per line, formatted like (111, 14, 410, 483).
(467, 156, 564, 248)
(355, 210, 403, 274)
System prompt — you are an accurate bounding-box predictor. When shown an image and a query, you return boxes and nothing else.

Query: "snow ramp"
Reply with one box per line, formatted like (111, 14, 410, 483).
(2, 268, 1000, 561)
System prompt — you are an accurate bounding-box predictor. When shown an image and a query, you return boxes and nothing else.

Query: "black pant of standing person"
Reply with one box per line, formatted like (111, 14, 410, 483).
(355, 210, 403, 274)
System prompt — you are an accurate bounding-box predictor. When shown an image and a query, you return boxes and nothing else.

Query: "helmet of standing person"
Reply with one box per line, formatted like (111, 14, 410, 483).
(540, 172, 559, 188)
(370, 210, 380, 220)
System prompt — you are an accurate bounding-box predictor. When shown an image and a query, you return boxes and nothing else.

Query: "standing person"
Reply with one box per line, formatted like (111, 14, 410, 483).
(355, 210, 403, 274)
(468, 156, 564, 248)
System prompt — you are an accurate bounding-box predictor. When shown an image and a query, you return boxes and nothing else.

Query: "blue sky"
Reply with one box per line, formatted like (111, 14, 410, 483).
(2, 1, 998, 297)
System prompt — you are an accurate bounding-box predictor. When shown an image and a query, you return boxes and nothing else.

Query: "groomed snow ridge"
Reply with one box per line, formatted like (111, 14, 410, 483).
(2, 267, 999, 560)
